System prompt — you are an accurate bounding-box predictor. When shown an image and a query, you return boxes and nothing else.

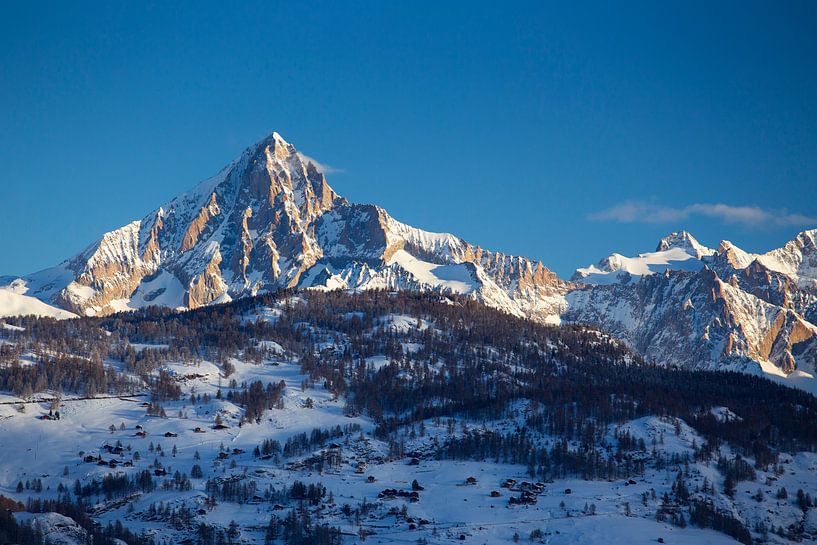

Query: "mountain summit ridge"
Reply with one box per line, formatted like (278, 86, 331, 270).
(6, 132, 568, 323)
(3, 132, 817, 392)
(568, 227, 817, 391)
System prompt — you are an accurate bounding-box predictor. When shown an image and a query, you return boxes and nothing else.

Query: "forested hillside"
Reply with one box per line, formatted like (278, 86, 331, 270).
(1, 290, 816, 544)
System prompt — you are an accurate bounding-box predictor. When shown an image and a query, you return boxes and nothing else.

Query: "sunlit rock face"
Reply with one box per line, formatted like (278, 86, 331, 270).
(568, 229, 817, 380)
(7, 131, 817, 384)
(10, 132, 567, 321)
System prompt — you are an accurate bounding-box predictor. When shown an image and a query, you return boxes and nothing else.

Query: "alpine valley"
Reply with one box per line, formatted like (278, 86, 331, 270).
(1, 133, 817, 545)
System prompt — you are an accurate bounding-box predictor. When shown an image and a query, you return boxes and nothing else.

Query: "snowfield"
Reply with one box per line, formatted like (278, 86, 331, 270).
(0, 364, 766, 544)
(0, 353, 814, 544)
(1, 291, 816, 545)
(0, 286, 77, 320)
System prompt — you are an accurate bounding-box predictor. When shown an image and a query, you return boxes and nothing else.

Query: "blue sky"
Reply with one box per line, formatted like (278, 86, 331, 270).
(1, 1, 815, 277)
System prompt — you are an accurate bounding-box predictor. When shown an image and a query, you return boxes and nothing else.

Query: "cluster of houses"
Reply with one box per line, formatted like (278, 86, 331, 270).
(377, 488, 420, 503)
(132, 423, 181, 439)
(216, 448, 245, 461)
(82, 443, 135, 469)
(502, 478, 547, 506)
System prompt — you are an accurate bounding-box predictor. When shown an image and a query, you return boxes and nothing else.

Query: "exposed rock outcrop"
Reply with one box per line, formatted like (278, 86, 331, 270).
(8, 132, 566, 324)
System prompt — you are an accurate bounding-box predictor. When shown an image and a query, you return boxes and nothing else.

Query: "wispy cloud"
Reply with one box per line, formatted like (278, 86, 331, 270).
(297, 153, 344, 175)
(588, 201, 816, 228)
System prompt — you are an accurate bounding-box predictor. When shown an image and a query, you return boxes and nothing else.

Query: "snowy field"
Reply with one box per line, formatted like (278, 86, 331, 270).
(0, 348, 815, 544)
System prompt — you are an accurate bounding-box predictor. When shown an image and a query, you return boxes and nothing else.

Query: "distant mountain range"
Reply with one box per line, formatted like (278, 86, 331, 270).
(568, 230, 817, 392)
(2, 132, 816, 391)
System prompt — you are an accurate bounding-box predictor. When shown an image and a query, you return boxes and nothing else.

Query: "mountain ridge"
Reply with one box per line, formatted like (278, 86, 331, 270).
(3, 132, 569, 324)
(567, 227, 817, 392)
(2, 132, 817, 393)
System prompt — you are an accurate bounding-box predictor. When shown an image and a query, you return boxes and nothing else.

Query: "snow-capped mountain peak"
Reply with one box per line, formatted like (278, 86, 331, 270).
(714, 240, 756, 270)
(2, 132, 566, 323)
(3, 131, 817, 393)
(569, 228, 817, 392)
(656, 230, 714, 258)
(572, 231, 712, 285)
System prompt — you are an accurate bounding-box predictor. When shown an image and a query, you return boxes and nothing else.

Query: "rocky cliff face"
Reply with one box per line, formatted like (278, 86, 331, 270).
(5, 131, 817, 391)
(568, 229, 817, 386)
(9, 132, 568, 321)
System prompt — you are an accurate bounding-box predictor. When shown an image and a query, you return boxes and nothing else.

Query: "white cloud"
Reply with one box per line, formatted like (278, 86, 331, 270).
(588, 201, 816, 228)
(297, 153, 344, 174)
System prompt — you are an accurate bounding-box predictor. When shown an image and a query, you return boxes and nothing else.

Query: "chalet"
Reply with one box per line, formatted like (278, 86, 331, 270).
(232, 448, 244, 455)
(564, 488, 572, 494)
(135, 424, 144, 430)
(123, 461, 134, 467)
(194, 427, 206, 433)
(154, 468, 167, 477)
(490, 490, 502, 497)
(135, 431, 147, 438)
(465, 476, 477, 485)
(366, 475, 377, 483)
(407, 457, 420, 466)
(83, 455, 99, 463)
(213, 423, 229, 430)
(163, 431, 178, 438)
(501, 479, 516, 489)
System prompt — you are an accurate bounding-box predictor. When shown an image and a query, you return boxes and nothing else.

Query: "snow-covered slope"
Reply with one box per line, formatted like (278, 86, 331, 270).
(0, 282, 76, 320)
(1, 132, 568, 322)
(573, 231, 713, 284)
(14, 512, 89, 545)
(568, 230, 817, 391)
(1, 292, 815, 544)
